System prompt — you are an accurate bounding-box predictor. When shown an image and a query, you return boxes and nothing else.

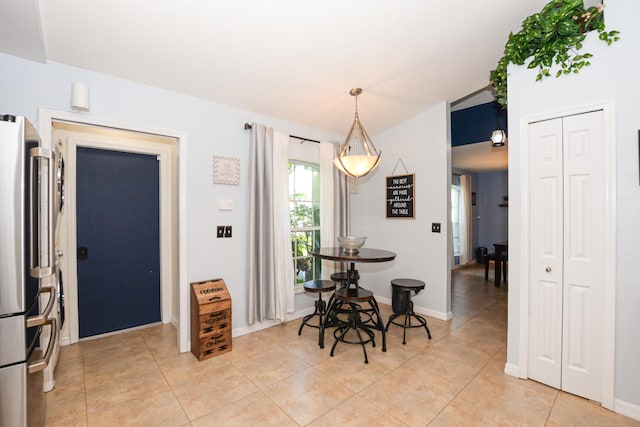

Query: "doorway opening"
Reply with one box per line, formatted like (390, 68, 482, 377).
(38, 109, 187, 352)
(450, 95, 509, 278)
(53, 121, 178, 343)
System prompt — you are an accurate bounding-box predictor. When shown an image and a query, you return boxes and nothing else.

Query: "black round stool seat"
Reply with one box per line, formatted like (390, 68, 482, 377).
(391, 278, 425, 292)
(335, 287, 373, 302)
(386, 278, 432, 345)
(304, 279, 336, 293)
(327, 277, 373, 327)
(298, 280, 337, 339)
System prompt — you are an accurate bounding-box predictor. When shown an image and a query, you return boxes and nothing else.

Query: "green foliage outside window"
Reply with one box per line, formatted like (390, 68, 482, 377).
(289, 162, 321, 284)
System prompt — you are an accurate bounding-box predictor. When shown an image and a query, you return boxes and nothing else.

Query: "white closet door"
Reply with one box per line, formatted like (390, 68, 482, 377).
(561, 111, 604, 401)
(528, 110, 604, 402)
(528, 117, 564, 389)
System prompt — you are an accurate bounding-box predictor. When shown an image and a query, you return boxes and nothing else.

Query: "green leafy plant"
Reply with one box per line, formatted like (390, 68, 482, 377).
(289, 194, 321, 282)
(490, 0, 620, 108)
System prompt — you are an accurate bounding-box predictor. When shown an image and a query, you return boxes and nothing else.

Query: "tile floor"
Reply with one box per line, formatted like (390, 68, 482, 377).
(44, 265, 639, 426)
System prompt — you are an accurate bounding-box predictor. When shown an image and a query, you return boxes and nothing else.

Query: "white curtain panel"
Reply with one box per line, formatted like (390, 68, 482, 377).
(333, 141, 350, 238)
(459, 174, 473, 265)
(248, 123, 294, 325)
(319, 142, 337, 279)
(320, 141, 351, 275)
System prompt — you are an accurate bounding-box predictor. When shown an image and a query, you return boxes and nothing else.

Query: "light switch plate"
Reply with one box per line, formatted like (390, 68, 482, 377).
(224, 226, 232, 238)
(218, 198, 234, 211)
(431, 222, 441, 233)
(217, 226, 225, 238)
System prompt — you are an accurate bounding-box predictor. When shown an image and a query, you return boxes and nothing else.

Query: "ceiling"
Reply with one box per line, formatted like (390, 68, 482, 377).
(1, 0, 548, 135)
(452, 142, 508, 173)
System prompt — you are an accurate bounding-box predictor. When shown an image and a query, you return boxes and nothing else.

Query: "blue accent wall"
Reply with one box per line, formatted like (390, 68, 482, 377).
(451, 101, 507, 146)
(477, 171, 508, 251)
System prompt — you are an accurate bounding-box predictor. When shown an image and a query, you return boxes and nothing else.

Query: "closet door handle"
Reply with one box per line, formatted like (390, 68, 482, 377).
(545, 267, 552, 273)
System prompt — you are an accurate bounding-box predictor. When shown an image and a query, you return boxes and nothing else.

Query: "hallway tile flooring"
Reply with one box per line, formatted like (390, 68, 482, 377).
(44, 265, 639, 426)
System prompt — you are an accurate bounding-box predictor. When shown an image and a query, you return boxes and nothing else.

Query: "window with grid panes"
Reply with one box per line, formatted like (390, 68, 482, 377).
(288, 161, 321, 287)
(451, 183, 461, 258)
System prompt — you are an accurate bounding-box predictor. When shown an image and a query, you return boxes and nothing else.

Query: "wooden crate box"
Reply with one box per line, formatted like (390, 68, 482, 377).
(190, 278, 232, 360)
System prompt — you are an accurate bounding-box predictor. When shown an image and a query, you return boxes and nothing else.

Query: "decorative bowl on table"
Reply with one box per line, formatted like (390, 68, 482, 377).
(337, 236, 366, 254)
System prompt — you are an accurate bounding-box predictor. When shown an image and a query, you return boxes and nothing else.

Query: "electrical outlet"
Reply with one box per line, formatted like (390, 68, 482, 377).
(224, 226, 232, 238)
(431, 222, 441, 233)
(217, 226, 225, 238)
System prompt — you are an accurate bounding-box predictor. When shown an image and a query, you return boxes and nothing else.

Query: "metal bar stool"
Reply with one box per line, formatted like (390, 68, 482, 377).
(298, 280, 336, 342)
(385, 278, 432, 345)
(328, 270, 374, 323)
(321, 287, 386, 363)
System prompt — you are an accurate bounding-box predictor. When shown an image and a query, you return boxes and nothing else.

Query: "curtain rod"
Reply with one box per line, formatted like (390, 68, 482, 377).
(244, 123, 321, 144)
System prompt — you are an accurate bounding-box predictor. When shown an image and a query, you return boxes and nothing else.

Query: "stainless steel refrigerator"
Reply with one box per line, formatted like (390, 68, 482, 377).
(0, 115, 62, 427)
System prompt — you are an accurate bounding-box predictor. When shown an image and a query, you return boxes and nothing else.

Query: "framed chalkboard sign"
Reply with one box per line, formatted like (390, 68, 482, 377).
(386, 174, 415, 219)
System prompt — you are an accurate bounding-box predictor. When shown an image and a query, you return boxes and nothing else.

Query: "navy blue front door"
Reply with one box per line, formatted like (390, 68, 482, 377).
(76, 147, 160, 338)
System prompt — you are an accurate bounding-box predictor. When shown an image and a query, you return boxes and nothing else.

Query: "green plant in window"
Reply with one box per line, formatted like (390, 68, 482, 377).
(292, 232, 312, 266)
(290, 200, 314, 278)
(289, 162, 322, 283)
(490, 0, 620, 108)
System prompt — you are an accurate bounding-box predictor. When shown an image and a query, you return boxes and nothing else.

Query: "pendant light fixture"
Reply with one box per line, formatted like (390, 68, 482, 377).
(334, 88, 381, 177)
(490, 102, 507, 147)
(490, 129, 507, 147)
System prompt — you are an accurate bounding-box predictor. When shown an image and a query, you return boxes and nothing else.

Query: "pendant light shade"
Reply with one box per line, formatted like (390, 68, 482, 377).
(489, 101, 507, 147)
(490, 129, 507, 147)
(334, 88, 381, 178)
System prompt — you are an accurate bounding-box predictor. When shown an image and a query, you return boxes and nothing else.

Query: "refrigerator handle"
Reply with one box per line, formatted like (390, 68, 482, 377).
(27, 318, 57, 374)
(29, 147, 55, 278)
(25, 286, 56, 328)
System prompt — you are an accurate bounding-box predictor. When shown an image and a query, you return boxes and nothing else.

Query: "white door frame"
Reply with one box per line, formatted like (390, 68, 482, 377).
(517, 99, 616, 409)
(38, 109, 190, 352)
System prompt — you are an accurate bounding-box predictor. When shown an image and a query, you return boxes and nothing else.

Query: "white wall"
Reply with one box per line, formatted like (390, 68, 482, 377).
(351, 102, 452, 319)
(506, 0, 640, 411)
(0, 53, 341, 333)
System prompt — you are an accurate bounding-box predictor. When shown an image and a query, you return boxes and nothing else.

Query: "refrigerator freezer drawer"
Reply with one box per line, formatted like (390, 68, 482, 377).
(0, 363, 27, 427)
(0, 315, 26, 366)
(0, 358, 45, 427)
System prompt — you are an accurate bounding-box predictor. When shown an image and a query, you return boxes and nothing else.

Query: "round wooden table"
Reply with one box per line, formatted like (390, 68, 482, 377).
(312, 247, 396, 289)
(313, 247, 396, 354)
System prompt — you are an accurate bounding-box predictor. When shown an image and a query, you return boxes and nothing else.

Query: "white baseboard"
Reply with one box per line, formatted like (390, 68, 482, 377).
(615, 398, 640, 421)
(504, 363, 519, 378)
(374, 295, 450, 321)
(229, 293, 449, 339)
(231, 306, 314, 338)
(230, 292, 451, 338)
(373, 296, 393, 308)
(231, 295, 453, 338)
